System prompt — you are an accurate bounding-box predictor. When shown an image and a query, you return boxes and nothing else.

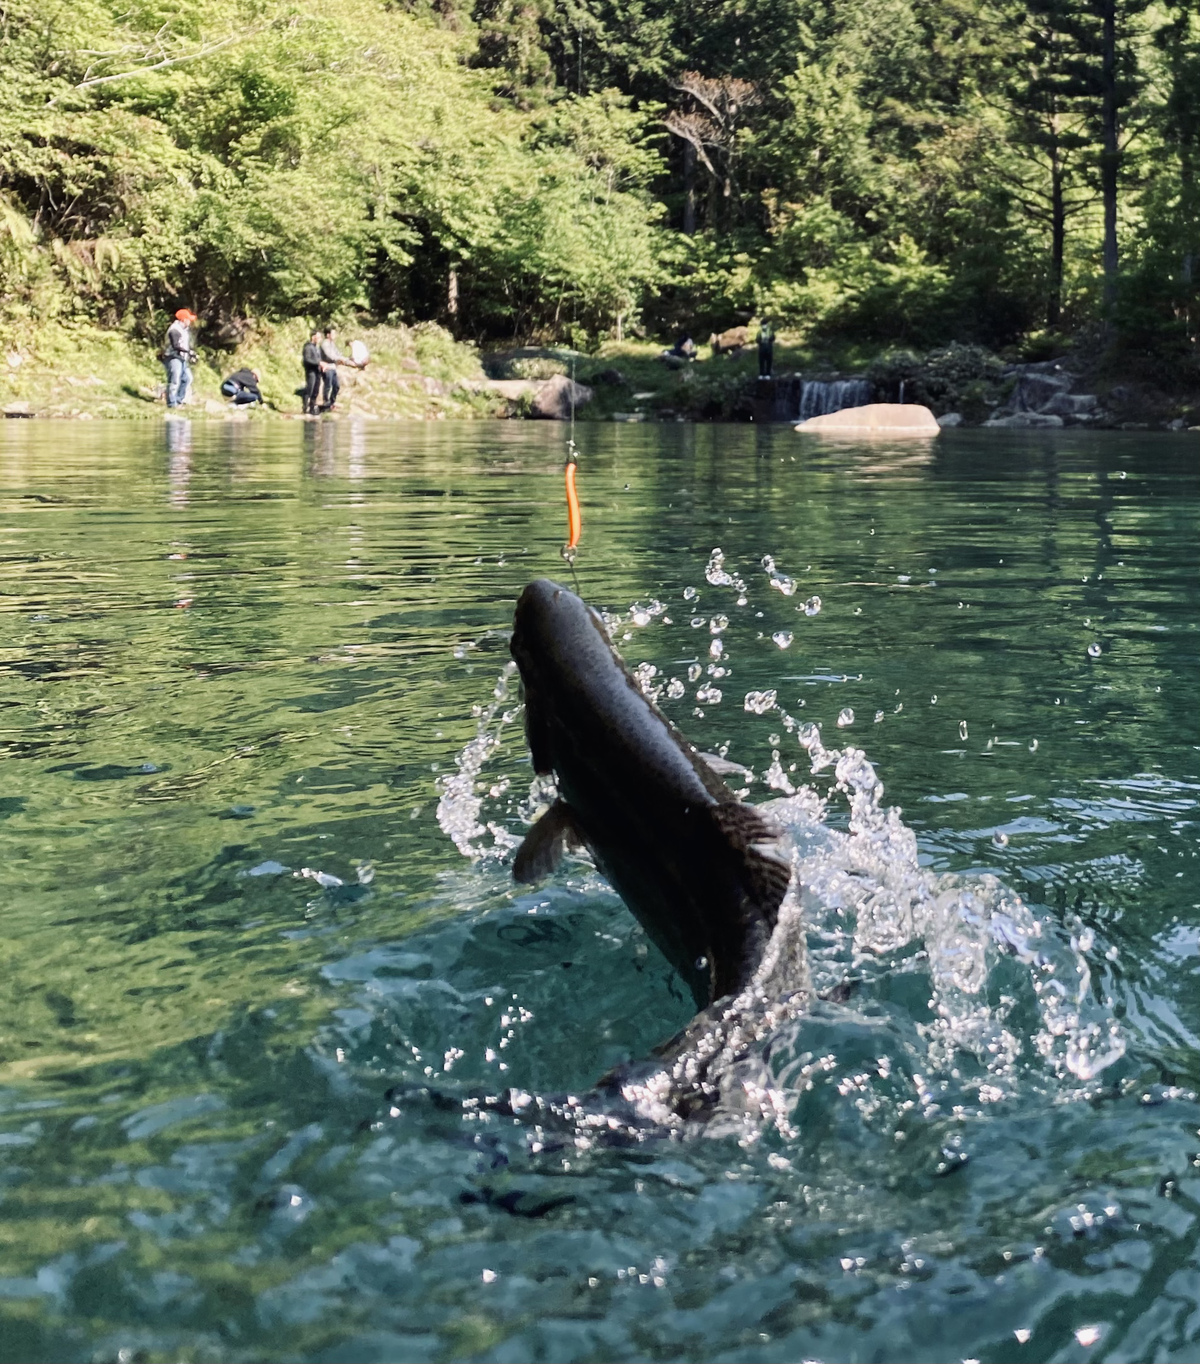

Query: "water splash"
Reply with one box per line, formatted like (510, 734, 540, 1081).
(744, 690, 778, 715)
(705, 548, 746, 594)
(761, 554, 798, 596)
(435, 662, 523, 860)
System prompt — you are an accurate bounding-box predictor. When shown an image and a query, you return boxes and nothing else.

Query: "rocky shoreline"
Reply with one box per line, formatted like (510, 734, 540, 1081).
(2, 332, 1196, 428)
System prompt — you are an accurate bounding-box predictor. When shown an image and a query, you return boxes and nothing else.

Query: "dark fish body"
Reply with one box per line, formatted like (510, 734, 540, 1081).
(510, 578, 791, 1008)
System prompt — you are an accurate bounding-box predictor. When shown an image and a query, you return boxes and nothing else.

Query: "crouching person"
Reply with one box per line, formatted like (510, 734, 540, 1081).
(221, 369, 263, 406)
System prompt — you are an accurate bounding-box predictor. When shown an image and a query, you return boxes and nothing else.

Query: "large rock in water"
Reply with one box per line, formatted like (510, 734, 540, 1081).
(795, 402, 940, 435)
(530, 374, 593, 420)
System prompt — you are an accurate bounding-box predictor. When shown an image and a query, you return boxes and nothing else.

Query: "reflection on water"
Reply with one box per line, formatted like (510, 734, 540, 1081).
(0, 420, 1196, 1363)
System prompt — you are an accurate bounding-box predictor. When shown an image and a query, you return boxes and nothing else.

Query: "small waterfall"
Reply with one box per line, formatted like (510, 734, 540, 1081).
(761, 375, 873, 423)
(794, 377, 872, 422)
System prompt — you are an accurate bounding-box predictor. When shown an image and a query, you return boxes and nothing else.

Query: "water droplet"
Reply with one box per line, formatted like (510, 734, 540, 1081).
(695, 956, 708, 970)
(709, 615, 729, 634)
(853, 606, 863, 616)
(930, 694, 937, 705)
(874, 710, 885, 723)
(666, 678, 685, 699)
(772, 630, 793, 649)
(683, 586, 697, 600)
(696, 683, 722, 704)
(744, 690, 778, 714)
(836, 707, 855, 728)
(1029, 738, 1038, 752)
(709, 638, 724, 659)
(1087, 642, 1102, 658)
(691, 616, 705, 628)
(992, 831, 1009, 848)
(687, 663, 702, 682)
(893, 702, 903, 714)
(958, 720, 969, 740)
(803, 595, 822, 617)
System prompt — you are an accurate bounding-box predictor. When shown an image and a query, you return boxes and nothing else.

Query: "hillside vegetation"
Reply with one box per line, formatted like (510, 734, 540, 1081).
(1, 0, 1197, 380)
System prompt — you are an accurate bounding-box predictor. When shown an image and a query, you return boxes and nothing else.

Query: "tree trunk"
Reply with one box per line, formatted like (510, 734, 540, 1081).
(683, 141, 696, 235)
(1100, 0, 1119, 312)
(1049, 134, 1065, 328)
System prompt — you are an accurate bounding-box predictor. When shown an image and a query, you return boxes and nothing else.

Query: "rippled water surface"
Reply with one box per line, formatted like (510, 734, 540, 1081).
(0, 419, 1197, 1363)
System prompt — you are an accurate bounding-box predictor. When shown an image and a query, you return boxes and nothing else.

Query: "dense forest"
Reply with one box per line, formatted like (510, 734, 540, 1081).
(1, 0, 1198, 364)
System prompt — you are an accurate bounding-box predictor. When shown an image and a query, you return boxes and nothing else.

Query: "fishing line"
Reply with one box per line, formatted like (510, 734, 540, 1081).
(560, 295, 581, 593)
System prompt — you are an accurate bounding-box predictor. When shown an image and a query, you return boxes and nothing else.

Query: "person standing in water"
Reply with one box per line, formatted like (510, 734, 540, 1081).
(301, 331, 324, 415)
(756, 319, 775, 379)
(163, 308, 197, 409)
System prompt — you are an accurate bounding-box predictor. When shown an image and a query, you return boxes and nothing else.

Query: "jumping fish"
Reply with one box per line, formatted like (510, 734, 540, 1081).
(510, 578, 793, 1010)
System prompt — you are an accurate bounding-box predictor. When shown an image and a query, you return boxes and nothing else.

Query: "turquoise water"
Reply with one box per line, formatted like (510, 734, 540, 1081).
(0, 419, 1196, 1363)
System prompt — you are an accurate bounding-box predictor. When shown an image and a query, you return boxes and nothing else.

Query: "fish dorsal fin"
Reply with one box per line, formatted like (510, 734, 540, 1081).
(709, 801, 792, 921)
(513, 799, 580, 884)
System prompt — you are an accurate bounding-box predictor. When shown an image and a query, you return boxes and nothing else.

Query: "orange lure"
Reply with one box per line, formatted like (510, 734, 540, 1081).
(564, 457, 581, 551)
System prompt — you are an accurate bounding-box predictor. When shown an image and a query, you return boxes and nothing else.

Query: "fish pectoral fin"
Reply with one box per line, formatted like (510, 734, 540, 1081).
(710, 802, 793, 920)
(513, 799, 580, 884)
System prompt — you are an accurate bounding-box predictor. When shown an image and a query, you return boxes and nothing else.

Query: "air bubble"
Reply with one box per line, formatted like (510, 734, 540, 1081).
(874, 710, 884, 723)
(1087, 642, 1102, 658)
(836, 708, 855, 728)
(1029, 738, 1038, 752)
(709, 638, 724, 659)
(959, 720, 969, 740)
(992, 831, 1009, 848)
(691, 616, 705, 628)
(709, 615, 729, 634)
(687, 663, 702, 683)
(930, 695, 937, 705)
(772, 630, 793, 649)
(803, 596, 822, 617)
(666, 679, 685, 699)
(683, 586, 697, 600)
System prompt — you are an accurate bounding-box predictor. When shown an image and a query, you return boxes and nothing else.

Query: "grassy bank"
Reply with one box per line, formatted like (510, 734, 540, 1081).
(0, 321, 495, 422)
(4, 323, 1197, 428)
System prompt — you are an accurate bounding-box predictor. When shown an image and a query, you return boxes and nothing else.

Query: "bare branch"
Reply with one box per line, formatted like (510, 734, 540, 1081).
(73, 31, 250, 90)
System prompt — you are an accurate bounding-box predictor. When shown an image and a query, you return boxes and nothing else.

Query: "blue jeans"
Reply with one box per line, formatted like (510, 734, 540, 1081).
(165, 356, 192, 408)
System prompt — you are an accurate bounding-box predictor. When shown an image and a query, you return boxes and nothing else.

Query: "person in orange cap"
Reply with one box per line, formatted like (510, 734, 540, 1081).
(163, 308, 198, 409)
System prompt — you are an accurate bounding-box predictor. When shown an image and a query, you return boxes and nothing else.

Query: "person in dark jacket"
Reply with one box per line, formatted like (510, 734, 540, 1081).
(756, 319, 775, 379)
(301, 332, 323, 415)
(221, 368, 263, 405)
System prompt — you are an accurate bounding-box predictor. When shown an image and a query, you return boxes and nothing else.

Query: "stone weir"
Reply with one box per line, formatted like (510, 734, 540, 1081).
(751, 375, 873, 424)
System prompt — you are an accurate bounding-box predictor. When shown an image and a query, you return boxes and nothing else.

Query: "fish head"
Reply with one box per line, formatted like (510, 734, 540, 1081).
(511, 578, 605, 688)
(511, 578, 613, 777)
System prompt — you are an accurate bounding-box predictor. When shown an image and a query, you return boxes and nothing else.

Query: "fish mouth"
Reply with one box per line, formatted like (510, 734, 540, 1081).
(511, 578, 570, 676)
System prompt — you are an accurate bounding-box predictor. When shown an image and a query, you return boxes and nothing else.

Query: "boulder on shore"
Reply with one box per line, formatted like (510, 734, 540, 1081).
(795, 402, 940, 435)
(710, 326, 750, 355)
(982, 411, 1064, 429)
(530, 374, 593, 420)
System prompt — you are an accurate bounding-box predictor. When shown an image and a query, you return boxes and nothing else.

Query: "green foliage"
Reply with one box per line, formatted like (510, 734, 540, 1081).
(0, 0, 1197, 362)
